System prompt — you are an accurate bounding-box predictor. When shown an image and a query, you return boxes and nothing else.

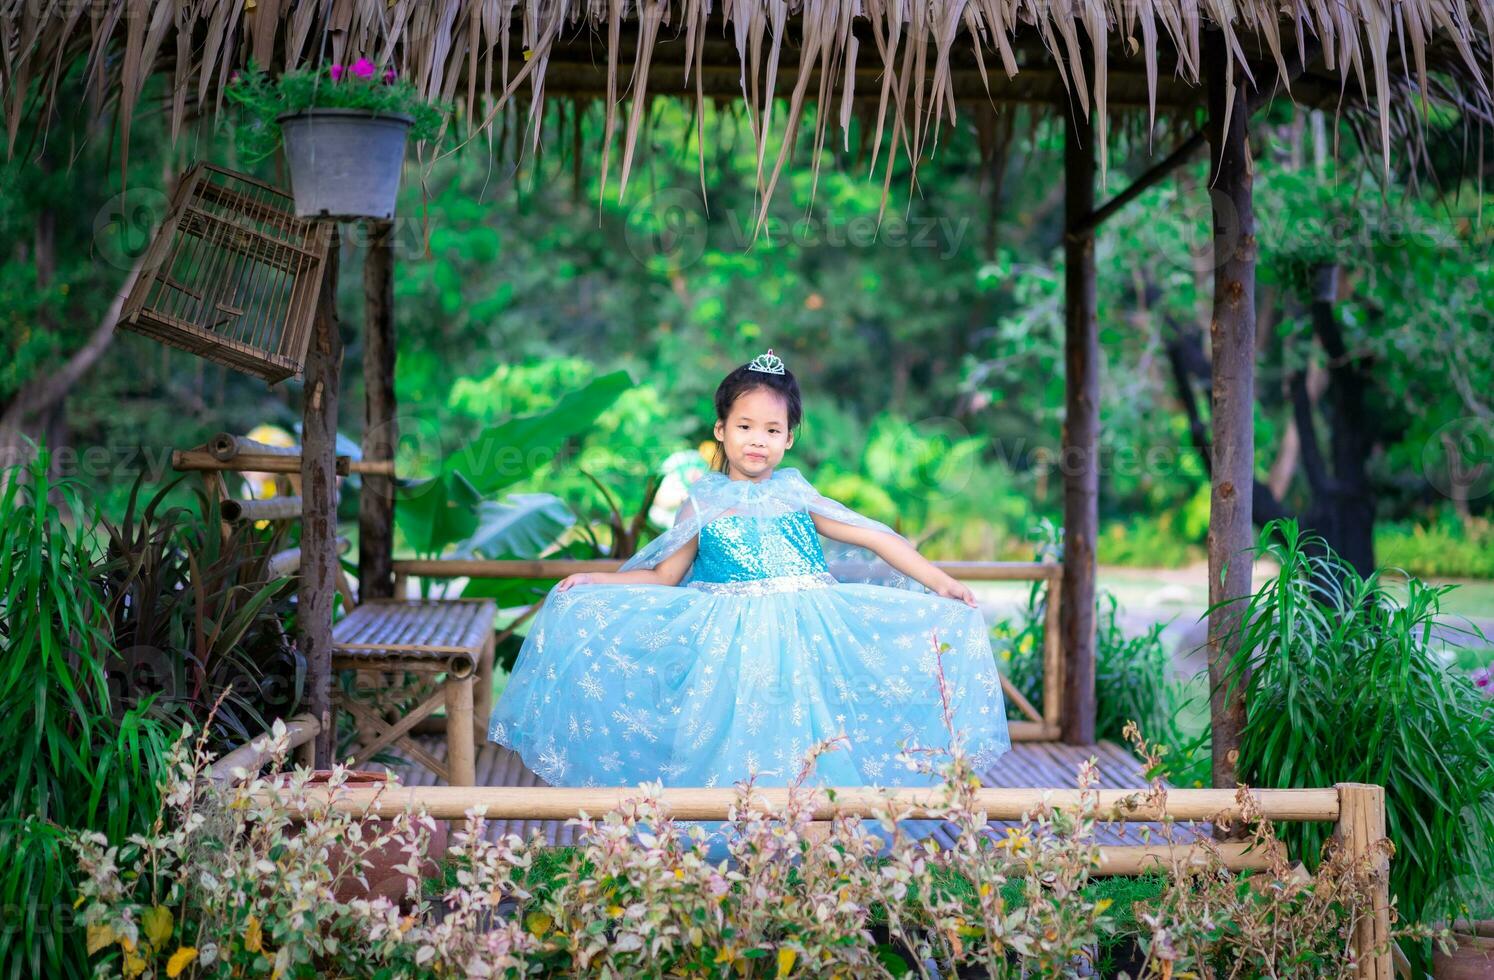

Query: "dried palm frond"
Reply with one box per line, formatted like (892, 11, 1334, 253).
(1, 0, 1489, 229)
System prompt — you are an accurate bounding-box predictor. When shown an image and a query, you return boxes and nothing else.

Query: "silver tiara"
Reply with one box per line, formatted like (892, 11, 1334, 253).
(747, 348, 785, 374)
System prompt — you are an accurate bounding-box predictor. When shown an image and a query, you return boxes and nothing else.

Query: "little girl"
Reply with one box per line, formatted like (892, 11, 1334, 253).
(487, 349, 1011, 858)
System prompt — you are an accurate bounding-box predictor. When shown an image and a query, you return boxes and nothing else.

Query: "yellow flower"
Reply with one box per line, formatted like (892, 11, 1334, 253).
(122, 946, 147, 979)
(605, 905, 624, 918)
(244, 914, 263, 953)
(166, 947, 198, 977)
(1094, 898, 1113, 915)
(776, 947, 798, 976)
(143, 905, 174, 949)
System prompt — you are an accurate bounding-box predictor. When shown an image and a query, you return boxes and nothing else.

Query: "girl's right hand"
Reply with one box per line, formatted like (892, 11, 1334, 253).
(555, 572, 596, 592)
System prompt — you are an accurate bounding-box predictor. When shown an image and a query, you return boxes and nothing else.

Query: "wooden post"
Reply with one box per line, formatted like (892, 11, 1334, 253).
(1203, 26, 1257, 789)
(1042, 571, 1064, 731)
(1336, 783, 1392, 977)
(301, 224, 343, 768)
(1061, 94, 1099, 745)
(358, 219, 398, 602)
(445, 675, 477, 786)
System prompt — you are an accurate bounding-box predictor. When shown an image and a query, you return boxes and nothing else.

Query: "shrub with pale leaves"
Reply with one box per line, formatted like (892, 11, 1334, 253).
(68, 636, 1411, 978)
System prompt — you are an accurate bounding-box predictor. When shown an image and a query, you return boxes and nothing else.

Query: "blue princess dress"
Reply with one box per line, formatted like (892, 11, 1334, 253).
(487, 467, 1011, 862)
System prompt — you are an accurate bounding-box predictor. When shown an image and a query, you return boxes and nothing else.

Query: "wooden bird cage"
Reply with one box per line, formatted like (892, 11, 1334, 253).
(119, 163, 333, 384)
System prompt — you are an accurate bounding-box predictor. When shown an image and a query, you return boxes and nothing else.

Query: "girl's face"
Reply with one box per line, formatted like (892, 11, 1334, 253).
(714, 387, 794, 482)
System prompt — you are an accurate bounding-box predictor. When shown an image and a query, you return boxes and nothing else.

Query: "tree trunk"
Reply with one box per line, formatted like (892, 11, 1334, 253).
(301, 225, 343, 768)
(1060, 96, 1099, 746)
(1294, 264, 1377, 577)
(358, 220, 398, 601)
(1203, 28, 1258, 791)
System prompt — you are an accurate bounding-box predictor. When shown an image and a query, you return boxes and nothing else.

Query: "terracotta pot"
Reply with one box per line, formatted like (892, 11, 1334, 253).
(1434, 920, 1494, 979)
(273, 770, 449, 907)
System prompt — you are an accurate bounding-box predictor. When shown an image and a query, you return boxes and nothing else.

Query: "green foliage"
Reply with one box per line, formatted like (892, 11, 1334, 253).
(1097, 511, 1206, 568)
(224, 60, 448, 160)
(1226, 518, 1494, 952)
(0, 446, 174, 978)
(395, 370, 632, 556)
(1376, 512, 1494, 580)
(98, 471, 304, 752)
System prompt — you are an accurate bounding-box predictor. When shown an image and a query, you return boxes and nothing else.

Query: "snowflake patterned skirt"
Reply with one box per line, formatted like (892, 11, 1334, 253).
(487, 576, 1013, 862)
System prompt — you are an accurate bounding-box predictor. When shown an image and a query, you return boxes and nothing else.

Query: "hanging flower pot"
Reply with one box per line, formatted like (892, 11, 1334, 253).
(227, 58, 449, 222)
(278, 108, 413, 220)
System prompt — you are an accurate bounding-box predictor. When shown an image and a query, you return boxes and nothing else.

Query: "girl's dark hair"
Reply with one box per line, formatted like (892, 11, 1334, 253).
(710, 356, 803, 474)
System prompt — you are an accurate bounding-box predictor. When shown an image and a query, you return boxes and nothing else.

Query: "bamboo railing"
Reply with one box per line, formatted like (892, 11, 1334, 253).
(392, 557, 1067, 742)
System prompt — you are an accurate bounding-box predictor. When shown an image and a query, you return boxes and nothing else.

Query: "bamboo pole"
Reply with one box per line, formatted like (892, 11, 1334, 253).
(446, 675, 477, 786)
(389, 558, 1062, 581)
(1337, 783, 1392, 978)
(209, 432, 299, 460)
(205, 714, 321, 785)
(1043, 571, 1064, 729)
(266, 536, 350, 579)
(222, 496, 303, 522)
(176, 448, 393, 476)
(1093, 839, 1285, 876)
(267, 785, 1342, 824)
(1008, 721, 1062, 741)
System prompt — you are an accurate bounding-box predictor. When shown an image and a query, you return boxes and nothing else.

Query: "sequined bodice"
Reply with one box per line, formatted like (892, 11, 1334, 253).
(693, 510, 829, 583)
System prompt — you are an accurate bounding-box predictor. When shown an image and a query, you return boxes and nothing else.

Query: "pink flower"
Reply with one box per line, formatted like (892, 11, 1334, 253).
(383, 67, 397, 83)
(351, 57, 376, 80)
(1474, 667, 1492, 691)
(329, 63, 345, 82)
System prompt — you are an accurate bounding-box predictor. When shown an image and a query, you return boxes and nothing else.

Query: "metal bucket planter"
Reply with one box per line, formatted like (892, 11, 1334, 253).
(278, 108, 412, 221)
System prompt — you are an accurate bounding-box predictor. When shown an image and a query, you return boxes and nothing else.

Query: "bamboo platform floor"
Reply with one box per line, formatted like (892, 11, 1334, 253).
(376, 736, 1209, 851)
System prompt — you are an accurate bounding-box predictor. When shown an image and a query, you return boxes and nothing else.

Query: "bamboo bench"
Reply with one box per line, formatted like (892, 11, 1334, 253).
(331, 598, 497, 787)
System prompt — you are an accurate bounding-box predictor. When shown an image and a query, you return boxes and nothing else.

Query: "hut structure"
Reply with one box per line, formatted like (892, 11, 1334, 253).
(3, 1, 1490, 802)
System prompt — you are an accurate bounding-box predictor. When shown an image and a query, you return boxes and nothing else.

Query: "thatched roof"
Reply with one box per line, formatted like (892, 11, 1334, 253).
(4, 0, 1490, 223)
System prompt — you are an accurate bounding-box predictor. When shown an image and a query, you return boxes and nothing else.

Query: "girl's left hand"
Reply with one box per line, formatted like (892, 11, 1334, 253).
(934, 574, 979, 608)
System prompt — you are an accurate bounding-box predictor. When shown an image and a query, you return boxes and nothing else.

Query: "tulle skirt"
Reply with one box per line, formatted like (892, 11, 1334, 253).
(487, 576, 1013, 862)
